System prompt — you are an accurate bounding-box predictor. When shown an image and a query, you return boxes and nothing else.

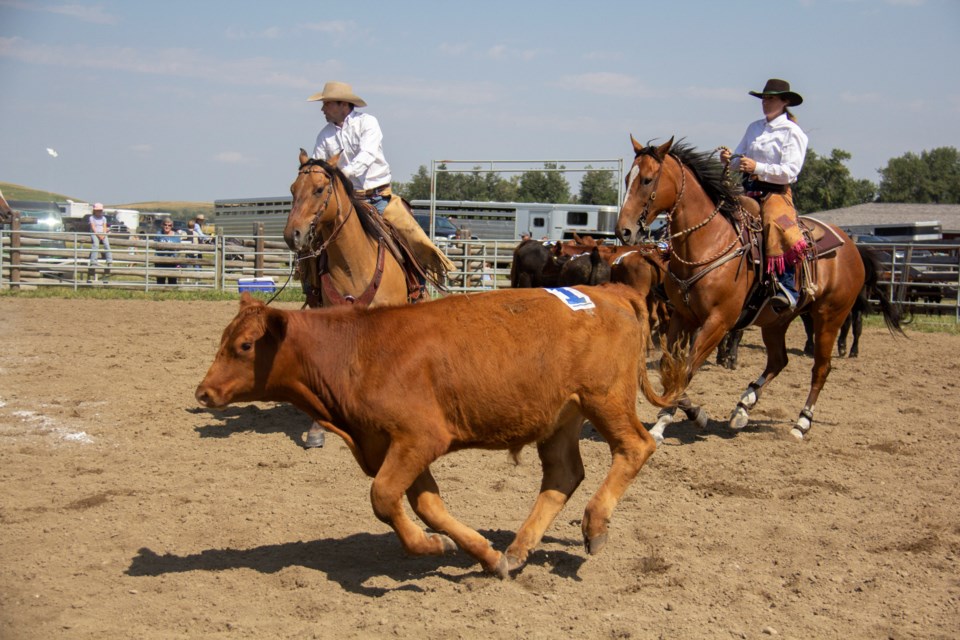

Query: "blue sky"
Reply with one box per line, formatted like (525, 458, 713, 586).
(1, 0, 958, 205)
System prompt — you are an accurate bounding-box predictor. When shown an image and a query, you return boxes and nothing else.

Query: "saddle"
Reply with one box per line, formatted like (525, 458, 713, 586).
(729, 209, 846, 329)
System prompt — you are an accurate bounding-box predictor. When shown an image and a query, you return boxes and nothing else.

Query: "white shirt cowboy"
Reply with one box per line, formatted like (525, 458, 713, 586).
(732, 112, 809, 185)
(312, 110, 392, 191)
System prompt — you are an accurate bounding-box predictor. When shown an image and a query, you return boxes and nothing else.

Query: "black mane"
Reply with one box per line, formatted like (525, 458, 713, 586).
(639, 140, 742, 220)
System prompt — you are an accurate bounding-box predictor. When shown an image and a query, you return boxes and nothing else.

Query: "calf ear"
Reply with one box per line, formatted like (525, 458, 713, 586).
(240, 292, 264, 310)
(264, 307, 288, 341)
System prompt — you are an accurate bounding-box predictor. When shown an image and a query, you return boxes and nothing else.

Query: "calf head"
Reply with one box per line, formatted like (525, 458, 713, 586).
(195, 293, 287, 409)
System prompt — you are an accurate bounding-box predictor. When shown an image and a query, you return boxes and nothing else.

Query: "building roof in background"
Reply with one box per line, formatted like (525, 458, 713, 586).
(810, 203, 960, 232)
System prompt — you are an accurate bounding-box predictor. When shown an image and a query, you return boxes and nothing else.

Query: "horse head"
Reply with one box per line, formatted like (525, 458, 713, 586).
(616, 135, 677, 245)
(284, 149, 346, 252)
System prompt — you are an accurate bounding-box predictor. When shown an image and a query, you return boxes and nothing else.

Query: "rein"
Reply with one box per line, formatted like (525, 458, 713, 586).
(646, 152, 746, 304)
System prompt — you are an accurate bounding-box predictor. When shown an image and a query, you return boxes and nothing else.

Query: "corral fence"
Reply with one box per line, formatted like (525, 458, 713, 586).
(2, 222, 958, 323)
(0, 221, 518, 296)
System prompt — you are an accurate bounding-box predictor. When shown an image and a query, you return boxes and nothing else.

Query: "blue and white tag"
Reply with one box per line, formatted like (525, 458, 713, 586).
(544, 287, 596, 311)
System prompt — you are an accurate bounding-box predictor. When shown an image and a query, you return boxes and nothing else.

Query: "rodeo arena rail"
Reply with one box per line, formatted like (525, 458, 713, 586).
(2, 223, 958, 323)
(0, 223, 516, 296)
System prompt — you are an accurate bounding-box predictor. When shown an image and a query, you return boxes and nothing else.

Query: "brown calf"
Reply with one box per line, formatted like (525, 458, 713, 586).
(196, 286, 683, 578)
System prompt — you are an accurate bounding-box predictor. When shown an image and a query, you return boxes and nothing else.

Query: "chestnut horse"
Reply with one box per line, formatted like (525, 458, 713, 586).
(284, 150, 411, 309)
(616, 136, 864, 442)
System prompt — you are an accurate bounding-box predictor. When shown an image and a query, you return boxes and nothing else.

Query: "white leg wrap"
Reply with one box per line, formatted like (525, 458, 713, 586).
(729, 405, 750, 430)
(649, 412, 673, 445)
(790, 405, 814, 440)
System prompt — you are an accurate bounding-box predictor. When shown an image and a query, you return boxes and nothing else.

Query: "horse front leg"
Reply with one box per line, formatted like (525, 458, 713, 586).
(649, 316, 727, 443)
(729, 324, 790, 432)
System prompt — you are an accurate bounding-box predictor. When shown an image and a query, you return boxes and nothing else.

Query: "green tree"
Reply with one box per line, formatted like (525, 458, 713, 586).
(516, 163, 570, 203)
(878, 146, 960, 203)
(578, 166, 619, 205)
(792, 148, 876, 214)
(393, 165, 431, 200)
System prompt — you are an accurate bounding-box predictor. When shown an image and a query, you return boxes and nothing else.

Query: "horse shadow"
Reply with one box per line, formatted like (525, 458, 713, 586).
(189, 404, 308, 448)
(659, 415, 779, 445)
(126, 529, 586, 596)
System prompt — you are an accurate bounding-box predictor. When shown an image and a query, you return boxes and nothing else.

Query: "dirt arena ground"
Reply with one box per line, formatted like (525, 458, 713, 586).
(1, 296, 958, 639)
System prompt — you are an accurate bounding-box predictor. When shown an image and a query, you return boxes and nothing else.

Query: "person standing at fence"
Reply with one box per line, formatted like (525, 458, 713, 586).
(155, 218, 181, 285)
(87, 203, 112, 283)
(308, 81, 454, 286)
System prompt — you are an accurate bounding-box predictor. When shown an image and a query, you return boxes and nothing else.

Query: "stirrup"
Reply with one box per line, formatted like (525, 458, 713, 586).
(770, 282, 797, 311)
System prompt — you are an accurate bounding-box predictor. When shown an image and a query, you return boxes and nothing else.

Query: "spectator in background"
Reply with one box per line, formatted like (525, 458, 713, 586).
(87, 202, 112, 283)
(520, 231, 532, 241)
(155, 218, 181, 285)
(193, 214, 210, 242)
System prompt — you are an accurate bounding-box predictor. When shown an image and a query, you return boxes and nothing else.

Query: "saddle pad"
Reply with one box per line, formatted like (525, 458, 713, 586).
(545, 287, 596, 310)
(799, 216, 845, 257)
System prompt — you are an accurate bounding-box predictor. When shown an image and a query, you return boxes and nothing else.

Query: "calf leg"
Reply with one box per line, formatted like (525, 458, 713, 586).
(372, 443, 505, 576)
(580, 404, 657, 556)
(504, 408, 585, 573)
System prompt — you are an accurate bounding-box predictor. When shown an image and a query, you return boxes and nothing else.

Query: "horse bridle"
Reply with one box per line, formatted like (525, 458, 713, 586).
(636, 149, 746, 304)
(630, 148, 680, 233)
(294, 162, 351, 262)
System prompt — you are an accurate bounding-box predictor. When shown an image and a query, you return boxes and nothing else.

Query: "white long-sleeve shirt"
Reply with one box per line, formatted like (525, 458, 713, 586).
(312, 110, 392, 190)
(733, 113, 808, 185)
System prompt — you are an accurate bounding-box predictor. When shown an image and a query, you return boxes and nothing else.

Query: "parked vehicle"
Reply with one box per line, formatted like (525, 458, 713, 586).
(3, 200, 66, 248)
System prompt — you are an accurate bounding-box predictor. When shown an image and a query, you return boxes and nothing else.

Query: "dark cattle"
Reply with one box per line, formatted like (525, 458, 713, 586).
(558, 247, 612, 286)
(196, 287, 684, 578)
(509, 239, 563, 288)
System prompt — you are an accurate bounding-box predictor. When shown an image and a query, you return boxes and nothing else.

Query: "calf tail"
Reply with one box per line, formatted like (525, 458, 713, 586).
(625, 292, 687, 408)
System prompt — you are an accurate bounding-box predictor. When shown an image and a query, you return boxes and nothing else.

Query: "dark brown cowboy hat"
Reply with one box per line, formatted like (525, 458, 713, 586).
(748, 78, 803, 106)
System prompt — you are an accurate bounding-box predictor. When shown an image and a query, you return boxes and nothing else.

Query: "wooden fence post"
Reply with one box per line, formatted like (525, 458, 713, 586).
(10, 213, 21, 290)
(255, 223, 265, 277)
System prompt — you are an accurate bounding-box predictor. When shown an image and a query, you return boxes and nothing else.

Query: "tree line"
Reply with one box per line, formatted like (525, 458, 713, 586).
(392, 146, 960, 214)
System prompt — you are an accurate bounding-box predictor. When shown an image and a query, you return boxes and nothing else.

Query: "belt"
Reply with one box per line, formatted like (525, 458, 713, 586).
(355, 184, 391, 198)
(743, 178, 788, 195)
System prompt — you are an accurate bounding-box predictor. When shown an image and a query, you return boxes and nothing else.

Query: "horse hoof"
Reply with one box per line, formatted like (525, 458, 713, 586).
(729, 406, 749, 430)
(694, 408, 709, 430)
(789, 427, 805, 440)
(432, 533, 457, 554)
(585, 532, 608, 556)
(651, 430, 664, 446)
(304, 430, 326, 448)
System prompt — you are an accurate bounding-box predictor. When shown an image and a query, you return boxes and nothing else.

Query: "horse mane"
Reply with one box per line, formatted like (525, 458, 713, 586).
(640, 139, 743, 222)
(298, 158, 384, 241)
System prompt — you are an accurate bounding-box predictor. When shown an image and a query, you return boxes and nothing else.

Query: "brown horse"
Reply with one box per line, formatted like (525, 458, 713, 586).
(284, 150, 411, 309)
(616, 136, 864, 442)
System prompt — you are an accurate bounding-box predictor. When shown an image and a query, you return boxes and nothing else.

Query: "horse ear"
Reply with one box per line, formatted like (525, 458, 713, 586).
(573, 232, 583, 243)
(328, 152, 341, 166)
(630, 134, 644, 154)
(299, 148, 309, 165)
(657, 137, 675, 158)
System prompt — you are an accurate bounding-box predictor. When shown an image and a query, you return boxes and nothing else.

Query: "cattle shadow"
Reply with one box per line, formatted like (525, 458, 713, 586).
(189, 404, 308, 448)
(127, 529, 586, 596)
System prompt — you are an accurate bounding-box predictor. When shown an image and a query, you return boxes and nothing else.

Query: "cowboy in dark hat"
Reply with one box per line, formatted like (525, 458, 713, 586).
(720, 78, 809, 311)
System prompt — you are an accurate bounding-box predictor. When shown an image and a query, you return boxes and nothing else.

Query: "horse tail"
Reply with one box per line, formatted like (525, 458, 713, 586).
(858, 244, 906, 338)
(622, 288, 686, 408)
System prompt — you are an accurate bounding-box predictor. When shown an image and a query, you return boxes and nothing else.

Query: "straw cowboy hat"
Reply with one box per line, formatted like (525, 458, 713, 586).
(749, 78, 803, 107)
(196, 214, 205, 221)
(307, 81, 367, 107)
